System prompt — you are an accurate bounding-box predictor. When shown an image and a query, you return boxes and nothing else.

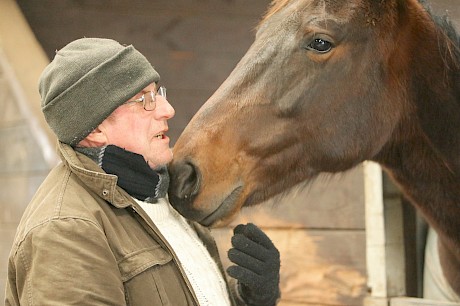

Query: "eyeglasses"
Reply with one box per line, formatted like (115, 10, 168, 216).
(125, 86, 167, 111)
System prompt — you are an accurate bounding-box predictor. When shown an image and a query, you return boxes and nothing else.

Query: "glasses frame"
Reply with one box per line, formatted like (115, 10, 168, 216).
(125, 86, 167, 111)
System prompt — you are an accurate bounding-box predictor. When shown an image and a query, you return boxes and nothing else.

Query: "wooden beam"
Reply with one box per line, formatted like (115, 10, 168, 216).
(364, 162, 406, 301)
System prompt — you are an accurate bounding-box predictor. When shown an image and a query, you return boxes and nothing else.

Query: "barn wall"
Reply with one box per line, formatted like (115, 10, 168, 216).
(0, 0, 57, 302)
(1, 0, 458, 305)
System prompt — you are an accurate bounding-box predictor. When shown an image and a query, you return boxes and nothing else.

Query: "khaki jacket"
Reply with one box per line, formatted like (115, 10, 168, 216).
(5, 142, 242, 306)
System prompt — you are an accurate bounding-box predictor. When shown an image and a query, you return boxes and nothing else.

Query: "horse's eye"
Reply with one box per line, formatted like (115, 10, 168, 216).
(307, 38, 333, 53)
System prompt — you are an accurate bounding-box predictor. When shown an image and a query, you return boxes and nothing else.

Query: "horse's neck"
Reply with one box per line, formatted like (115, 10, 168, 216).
(374, 27, 460, 288)
(373, 11, 460, 292)
(379, 5, 460, 237)
(403, 4, 460, 172)
(376, 140, 460, 294)
(377, 143, 460, 235)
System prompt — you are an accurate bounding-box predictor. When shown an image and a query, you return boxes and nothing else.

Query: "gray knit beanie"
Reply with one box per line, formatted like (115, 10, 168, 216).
(39, 38, 160, 146)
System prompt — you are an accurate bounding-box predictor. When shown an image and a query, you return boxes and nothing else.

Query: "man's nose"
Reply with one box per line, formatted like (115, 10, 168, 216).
(155, 96, 175, 119)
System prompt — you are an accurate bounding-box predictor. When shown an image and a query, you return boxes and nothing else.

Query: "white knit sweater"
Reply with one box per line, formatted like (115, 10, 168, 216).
(136, 198, 231, 306)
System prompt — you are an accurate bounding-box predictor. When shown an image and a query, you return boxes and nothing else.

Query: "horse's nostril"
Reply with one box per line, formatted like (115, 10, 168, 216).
(169, 161, 200, 201)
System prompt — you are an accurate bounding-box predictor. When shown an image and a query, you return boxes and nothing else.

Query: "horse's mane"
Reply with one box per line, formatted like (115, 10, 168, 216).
(419, 0, 460, 68)
(260, 0, 291, 24)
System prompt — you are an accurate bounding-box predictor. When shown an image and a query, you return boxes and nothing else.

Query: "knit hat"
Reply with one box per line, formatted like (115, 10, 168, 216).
(39, 38, 160, 146)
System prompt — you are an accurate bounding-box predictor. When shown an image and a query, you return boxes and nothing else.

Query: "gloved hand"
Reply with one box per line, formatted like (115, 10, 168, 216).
(227, 223, 280, 306)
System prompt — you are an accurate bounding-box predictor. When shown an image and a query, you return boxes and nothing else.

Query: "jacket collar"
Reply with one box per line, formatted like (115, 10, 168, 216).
(57, 141, 134, 209)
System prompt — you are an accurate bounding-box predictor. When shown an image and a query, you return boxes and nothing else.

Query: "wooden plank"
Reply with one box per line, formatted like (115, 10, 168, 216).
(364, 162, 406, 298)
(0, 125, 50, 173)
(365, 161, 387, 297)
(225, 165, 365, 230)
(364, 296, 390, 306)
(390, 297, 460, 306)
(429, 0, 460, 28)
(17, 0, 270, 17)
(213, 228, 367, 306)
(0, 175, 47, 224)
(0, 76, 22, 125)
(16, 1, 265, 59)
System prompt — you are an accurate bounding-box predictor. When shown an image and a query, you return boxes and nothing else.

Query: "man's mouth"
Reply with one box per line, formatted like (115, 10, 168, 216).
(154, 132, 165, 139)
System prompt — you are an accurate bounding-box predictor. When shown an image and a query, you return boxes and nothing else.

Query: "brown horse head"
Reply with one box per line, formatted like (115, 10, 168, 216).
(169, 0, 460, 228)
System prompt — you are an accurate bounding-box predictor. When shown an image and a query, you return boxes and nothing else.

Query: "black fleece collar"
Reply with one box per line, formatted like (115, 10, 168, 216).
(75, 145, 169, 203)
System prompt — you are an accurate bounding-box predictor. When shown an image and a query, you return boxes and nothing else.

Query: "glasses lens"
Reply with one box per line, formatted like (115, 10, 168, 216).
(158, 86, 167, 99)
(144, 91, 155, 111)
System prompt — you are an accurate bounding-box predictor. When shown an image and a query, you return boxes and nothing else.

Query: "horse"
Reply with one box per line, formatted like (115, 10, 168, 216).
(168, 0, 460, 298)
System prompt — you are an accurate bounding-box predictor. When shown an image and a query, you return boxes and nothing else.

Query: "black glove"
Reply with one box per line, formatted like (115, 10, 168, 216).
(227, 223, 280, 306)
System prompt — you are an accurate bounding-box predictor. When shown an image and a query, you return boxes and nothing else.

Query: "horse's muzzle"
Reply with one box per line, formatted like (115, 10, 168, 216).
(168, 160, 202, 221)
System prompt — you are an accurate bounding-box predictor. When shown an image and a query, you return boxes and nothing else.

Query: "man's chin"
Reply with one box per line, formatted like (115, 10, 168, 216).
(152, 164, 169, 171)
(147, 154, 172, 170)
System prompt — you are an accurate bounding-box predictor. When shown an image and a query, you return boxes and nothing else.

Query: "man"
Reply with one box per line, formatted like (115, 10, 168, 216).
(5, 38, 280, 306)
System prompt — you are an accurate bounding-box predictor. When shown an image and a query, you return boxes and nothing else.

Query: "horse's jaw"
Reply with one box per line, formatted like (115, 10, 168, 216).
(168, 144, 322, 227)
(168, 168, 246, 227)
(199, 186, 244, 227)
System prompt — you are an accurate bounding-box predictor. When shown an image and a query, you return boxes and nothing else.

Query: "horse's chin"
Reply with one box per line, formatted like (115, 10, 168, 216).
(199, 186, 243, 227)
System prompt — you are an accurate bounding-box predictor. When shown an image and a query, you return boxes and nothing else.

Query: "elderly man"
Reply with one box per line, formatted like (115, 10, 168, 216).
(5, 38, 280, 306)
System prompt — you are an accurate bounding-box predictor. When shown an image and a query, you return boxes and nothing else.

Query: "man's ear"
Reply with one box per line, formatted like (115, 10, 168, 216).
(78, 127, 108, 147)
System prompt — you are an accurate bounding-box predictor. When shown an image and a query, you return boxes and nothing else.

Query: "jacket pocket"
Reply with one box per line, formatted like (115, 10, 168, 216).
(119, 245, 193, 306)
(118, 245, 172, 282)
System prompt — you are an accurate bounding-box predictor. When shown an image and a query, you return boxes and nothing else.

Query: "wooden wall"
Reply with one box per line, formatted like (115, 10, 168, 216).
(0, 0, 56, 302)
(16, 0, 271, 145)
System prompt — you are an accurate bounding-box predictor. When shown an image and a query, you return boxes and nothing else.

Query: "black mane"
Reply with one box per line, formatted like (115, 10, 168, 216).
(420, 0, 460, 58)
